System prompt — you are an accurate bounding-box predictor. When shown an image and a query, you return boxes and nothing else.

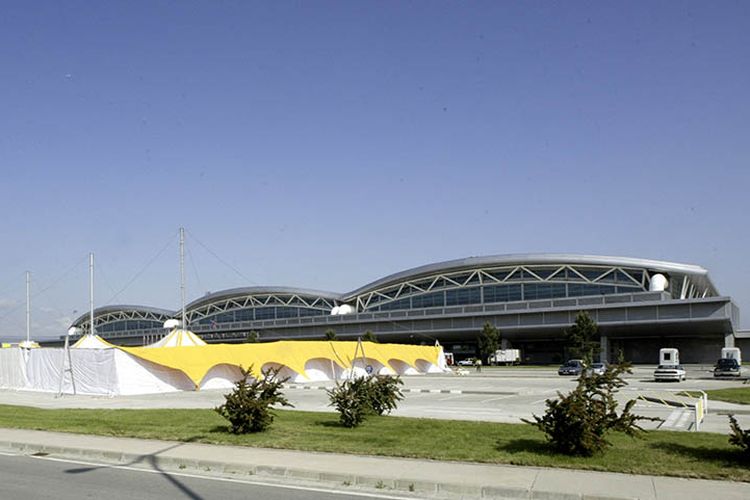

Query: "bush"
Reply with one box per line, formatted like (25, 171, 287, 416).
(327, 375, 404, 427)
(215, 366, 292, 433)
(369, 375, 404, 415)
(728, 414, 750, 457)
(327, 376, 372, 428)
(524, 363, 654, 456)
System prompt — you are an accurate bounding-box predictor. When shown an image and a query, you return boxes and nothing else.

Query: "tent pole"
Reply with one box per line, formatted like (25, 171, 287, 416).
(89, 253, 94, 337)
(25, 271, 30, 344)
(180, 227, 186, 331)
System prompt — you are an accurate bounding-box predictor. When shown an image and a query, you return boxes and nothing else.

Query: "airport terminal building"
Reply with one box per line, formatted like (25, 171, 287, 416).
(67, 254, 742, 364)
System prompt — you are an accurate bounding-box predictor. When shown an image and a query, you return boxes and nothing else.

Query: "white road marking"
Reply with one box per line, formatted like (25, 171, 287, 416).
(479, 396, 513, 404)
(15, 453, 417, 500)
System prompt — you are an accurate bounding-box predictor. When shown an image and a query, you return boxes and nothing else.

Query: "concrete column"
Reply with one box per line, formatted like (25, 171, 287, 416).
(600, 335, 609, 363)
(725, 331, 735, 348)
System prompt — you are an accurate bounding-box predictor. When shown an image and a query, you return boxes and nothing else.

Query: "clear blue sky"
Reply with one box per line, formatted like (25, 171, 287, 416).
(1, 1, 748, 339)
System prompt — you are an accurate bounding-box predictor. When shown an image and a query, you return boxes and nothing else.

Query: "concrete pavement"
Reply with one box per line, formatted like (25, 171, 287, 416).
(1, 427, 749, 500)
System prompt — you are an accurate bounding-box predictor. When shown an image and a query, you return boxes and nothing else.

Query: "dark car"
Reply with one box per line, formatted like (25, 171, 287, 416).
(714, 358, 741, 377)
(558, 359, 584, 376)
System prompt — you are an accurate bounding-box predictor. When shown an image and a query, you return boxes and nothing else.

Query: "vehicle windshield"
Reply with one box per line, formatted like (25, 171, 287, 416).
(563, 360, 581, 367)
(657, 365, 683, 370)
(717, 359, 739, 368)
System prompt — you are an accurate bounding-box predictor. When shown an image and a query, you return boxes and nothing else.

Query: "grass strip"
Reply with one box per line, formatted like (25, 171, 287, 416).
(706, 387, 750, 405)
(0, 404, 747, 482)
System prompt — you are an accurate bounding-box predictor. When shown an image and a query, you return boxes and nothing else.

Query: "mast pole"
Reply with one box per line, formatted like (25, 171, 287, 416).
(89, 253, 94, 336)
(180, 227, 186, 330)
(25, 271, 30, 344)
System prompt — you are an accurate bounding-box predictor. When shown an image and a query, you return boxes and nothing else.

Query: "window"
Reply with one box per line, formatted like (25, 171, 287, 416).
(255, 307, 276, 320)
(483, 284, 522, 303)
(411, 291, 445, 309)
(446, 287, 481, 306)
(380, 297, 411, 311)
(523, 283, 567, 300)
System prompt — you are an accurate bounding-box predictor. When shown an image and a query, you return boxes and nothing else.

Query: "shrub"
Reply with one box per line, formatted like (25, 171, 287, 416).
(524, 363, 654, 456)
(327, 376, 372, 428)
(369, 375, 404, 415)
(327, 375, 404, 427)
(728, 415, 750, 457)
(215, 366, 292, 433)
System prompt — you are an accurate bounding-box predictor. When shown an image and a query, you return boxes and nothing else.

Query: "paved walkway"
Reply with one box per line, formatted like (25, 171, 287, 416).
(1, 428, 748, 500)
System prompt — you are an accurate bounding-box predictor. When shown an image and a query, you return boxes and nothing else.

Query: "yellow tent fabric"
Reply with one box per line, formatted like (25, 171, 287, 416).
(118, 341, 442, 388)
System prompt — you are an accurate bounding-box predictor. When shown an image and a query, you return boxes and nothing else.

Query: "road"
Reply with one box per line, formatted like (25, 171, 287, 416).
(0, 452, 414, 500)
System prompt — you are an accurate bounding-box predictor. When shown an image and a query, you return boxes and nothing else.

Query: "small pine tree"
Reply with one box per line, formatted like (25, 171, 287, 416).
(327, 377, 372, 428)
(728, 415, 750, 457)
(215, 366, 292, 433)
(362, 331, 379, 343)
(478, 322, 500, 364)
(524, 362, 655, 456)
(324, 329, 337, 341)
(369, 375, 403, 415)
(565, 311, 600, 366)
(327, 375, 404, 427)
(246, 330, 259, 343)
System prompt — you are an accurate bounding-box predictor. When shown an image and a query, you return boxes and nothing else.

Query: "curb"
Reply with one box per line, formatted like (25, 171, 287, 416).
(0, 439, 633, 500)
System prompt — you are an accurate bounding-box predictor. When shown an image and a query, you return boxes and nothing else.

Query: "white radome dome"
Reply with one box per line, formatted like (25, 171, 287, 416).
(163, 319, 181, 329)
(649, 274, 669, 292)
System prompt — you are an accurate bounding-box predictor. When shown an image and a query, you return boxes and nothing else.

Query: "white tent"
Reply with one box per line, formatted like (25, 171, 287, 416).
(72, 334, 113, 349)
(146, 329, 206, 348)
(0, 341, 447, 396)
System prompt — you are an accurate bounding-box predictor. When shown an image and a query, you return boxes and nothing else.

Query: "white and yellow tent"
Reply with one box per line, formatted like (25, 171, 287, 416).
(0, 339, 447, 396)
(72, 334, 114, 349)
(146, 329, 206, 348)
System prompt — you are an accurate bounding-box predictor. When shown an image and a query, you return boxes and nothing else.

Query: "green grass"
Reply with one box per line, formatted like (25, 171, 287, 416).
(0, 404, 748, 481)
(706, 387, 750, 405)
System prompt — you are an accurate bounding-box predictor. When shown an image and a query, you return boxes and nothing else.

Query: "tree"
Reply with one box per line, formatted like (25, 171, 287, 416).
(565, 311, 600, 366)
(728, 415, 750, 457)
(362, 331, 378, 343)
(246, 330, 259, 343)
(524, 362, 655, 456)
(478, 322, 500, 364)
(324, 329, 337, 341)
(214, 366, 293, 434)
(327, 375, 404, 428)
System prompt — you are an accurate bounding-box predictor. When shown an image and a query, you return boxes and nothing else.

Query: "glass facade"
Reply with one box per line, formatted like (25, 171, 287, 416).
(97, 319, 163, 333)
(362, 265, 650, 313)
(197, 305, 327, 325)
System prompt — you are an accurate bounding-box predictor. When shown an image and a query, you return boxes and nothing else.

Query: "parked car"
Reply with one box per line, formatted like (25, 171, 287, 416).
(589, 362, 608, 376)
(457, 358, 474, 366)
(558, 359, 584, 376)
(714, 358, 741, 377)
(653, 364, 686, 382)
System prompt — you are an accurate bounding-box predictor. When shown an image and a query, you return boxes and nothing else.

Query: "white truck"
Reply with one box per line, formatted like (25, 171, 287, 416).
(490, 349, 521, 365)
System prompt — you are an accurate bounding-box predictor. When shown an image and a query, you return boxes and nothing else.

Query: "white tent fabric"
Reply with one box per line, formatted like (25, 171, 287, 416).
(146, 329, 206, 348)
(0, 342, 446, 396)
(72, 334, 113, 349)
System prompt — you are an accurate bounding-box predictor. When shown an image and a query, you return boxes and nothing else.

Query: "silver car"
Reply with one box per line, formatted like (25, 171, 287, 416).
(654, 364, 686, 382)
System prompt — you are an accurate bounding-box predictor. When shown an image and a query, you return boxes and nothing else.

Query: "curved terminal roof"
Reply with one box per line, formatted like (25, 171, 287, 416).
(72, 305, 175, 327)
(342, 253, 715, 300)
(69, 254, 720, 329)
(184, 286, 342, 311)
